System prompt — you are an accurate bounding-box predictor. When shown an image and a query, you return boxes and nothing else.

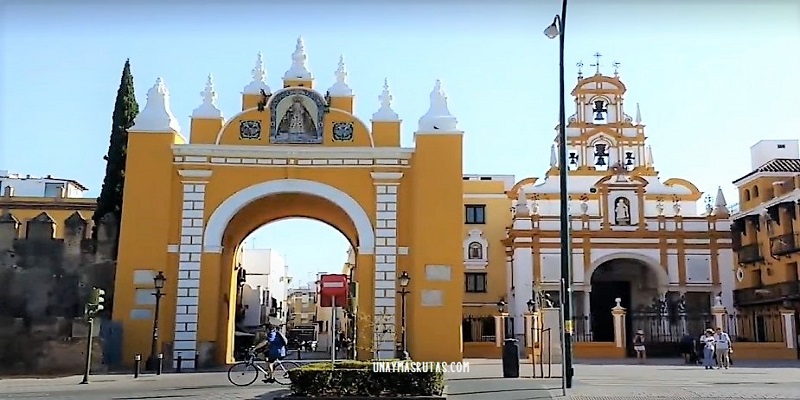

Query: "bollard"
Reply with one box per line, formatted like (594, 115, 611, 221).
(176, 355, 183, 373)
(157, 353, 163, 376)
(134, 354, 141, 379)
(297, 348, 301, 360)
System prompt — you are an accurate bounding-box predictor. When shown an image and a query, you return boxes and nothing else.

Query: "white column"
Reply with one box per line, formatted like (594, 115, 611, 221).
(173, 177, 208, 370)
(511, 247, 533, 337)
(371, 172, 402, 360)
(781, 310, 796, 349)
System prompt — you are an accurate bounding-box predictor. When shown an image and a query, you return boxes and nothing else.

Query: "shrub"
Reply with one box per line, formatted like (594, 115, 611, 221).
(289, 360, 445, 397)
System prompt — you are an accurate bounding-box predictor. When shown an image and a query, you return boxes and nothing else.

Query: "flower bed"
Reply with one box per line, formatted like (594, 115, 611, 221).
(286, 360, 445, 399)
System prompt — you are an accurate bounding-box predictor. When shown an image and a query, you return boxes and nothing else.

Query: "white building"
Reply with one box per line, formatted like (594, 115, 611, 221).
(505, 61, 735, 347)
(0, 170, 88, 198)
(239, 248, 291, 328)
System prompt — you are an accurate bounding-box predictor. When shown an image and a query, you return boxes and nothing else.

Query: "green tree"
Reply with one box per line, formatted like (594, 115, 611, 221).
(92, 59, 139, 249)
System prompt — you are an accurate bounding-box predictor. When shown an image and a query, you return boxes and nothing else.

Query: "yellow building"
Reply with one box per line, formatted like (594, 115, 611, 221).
(730, 140, 800, 337)
(0, 171, 94, 239)
(113, 38, 464, 368)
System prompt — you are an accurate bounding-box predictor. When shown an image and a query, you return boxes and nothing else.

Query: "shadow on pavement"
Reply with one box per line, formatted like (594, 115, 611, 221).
(446, 378, 558, 400)
(248, 389, 291, 399)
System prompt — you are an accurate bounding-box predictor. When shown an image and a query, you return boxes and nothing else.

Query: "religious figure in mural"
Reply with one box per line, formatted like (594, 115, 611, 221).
(614, 197, 631, 225)
(271, 94, 322, 144)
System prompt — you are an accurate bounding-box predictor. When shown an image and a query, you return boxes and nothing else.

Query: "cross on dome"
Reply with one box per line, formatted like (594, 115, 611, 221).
(327, 55, 353, 97)
(590, 52, 602, 75)
(132, 78, 181, 133)
(372, 78, 399, 121)
(417, 79, 458, 132)
(243, 52, 271, 95)
(192, 74, 223, 119)
(284, 36, 312, 80)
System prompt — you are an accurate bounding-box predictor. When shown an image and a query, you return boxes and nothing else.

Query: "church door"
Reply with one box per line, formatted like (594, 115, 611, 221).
(590, 281, 630, 342)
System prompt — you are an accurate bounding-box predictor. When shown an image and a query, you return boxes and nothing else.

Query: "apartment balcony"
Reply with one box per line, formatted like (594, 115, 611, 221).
(733, 280, 800, 307)
(736, 243, 764, 264)
(769, 233, 800, 257)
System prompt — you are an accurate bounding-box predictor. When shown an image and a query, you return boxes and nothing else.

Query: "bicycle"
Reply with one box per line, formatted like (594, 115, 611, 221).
(227, 349, 300, 386)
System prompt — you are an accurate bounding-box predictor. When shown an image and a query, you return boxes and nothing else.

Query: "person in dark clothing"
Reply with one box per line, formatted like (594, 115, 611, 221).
(679, 333, 695, 364)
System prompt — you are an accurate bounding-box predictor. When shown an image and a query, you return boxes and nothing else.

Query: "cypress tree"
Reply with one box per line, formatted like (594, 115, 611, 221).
(92, 59, 139, 247)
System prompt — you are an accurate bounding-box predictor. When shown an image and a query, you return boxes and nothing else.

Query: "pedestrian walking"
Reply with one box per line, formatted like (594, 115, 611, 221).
(714, 327, 732, 369)
(700, 328, 716, 370)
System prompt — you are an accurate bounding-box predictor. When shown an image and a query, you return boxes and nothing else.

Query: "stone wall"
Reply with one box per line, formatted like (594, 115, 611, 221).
(0, 210, 117, 375)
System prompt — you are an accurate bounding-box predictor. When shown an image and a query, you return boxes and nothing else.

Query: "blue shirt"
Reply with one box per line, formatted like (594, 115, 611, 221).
(267, 331, 287, 358)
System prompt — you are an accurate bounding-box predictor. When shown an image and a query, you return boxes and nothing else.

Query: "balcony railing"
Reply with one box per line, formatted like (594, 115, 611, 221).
(769, 233, 800, 257)
(733, 280, 800, 307)
(737, 243, 764, 264)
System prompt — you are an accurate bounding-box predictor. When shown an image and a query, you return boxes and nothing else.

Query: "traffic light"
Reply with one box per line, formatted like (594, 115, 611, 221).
(87, 287, 105, 317)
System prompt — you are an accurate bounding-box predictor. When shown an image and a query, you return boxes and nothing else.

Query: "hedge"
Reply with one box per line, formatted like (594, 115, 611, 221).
(288, 361, 445, 397)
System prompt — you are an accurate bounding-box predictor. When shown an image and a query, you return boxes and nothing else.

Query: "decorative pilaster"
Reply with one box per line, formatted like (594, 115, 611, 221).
(173, 169, 212, 369)
(371, 172, 403, 359)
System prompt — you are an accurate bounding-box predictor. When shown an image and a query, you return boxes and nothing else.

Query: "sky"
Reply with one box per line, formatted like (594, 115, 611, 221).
(1, 0, 798, 288)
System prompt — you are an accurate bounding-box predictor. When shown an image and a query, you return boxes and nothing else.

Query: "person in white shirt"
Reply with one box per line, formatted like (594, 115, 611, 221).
(700, 328, 716, 370)
(714, 327, 732, 369)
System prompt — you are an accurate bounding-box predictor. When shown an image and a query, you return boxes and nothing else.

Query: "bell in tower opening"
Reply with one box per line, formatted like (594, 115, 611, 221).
(593, 143, 610, 171)
(624, 151, 635, 171)
(593, 99, 608, 123)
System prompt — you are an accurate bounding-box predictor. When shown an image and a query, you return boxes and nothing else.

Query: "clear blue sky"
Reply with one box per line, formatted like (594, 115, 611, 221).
(1, 1, 798, 288)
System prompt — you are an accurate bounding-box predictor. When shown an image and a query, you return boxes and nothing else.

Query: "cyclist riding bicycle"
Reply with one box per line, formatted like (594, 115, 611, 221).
(250, 323, 288, 383)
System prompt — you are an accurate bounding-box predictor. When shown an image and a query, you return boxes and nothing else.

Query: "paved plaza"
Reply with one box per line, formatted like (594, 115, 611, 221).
(1, 359, 798, 399)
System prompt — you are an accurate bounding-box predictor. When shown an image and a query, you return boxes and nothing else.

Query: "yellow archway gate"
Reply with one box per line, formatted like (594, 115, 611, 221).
(112, 41, 465, 368)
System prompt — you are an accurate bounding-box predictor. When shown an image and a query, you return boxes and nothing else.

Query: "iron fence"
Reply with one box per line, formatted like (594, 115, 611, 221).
(461, 315, 496, 342)
(629, 312, 712, 357)
(726, 312, 785, 343)
(531, 326, 554, 379)
(574, 314, 593, 342)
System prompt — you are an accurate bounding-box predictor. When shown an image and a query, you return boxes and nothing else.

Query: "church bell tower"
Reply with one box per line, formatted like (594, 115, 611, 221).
(552, 53, 655, 177)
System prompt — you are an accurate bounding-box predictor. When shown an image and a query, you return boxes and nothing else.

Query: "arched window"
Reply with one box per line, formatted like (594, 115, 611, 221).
(753, 185, 760, 198)
(744, 189, 751, 201)
(468, 242, 483, 260)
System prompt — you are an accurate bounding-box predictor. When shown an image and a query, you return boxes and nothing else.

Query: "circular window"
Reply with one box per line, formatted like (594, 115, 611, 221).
(736, 268, 744, 282)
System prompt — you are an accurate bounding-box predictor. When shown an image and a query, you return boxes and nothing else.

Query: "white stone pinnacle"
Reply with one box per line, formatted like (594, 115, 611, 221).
(635, 102, 642, 125)
(417, 79, 458, 132)
(284, 36, 312, 80)
(192, 74, 223, 119)
(243, 52, 271, 95)
(715, 186, 728, 209)
(132, 77, 181, 133)
(550, 144, 558, 167)
(645, 145, 654, 167)
(372, 78, 399, 122)
(327, 55, 353, 97)
(515, 188, 530, 216)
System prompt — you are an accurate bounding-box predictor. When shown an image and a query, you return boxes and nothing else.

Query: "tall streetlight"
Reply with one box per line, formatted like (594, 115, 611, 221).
(146, 271, 167, 371)
(397, 271, 411, 360)
(544, 0, 575, 389)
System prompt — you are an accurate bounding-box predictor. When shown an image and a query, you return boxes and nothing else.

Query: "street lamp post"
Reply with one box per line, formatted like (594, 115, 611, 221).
(544, 0, 575, 389)
(146, 271, 167, 371)
(397, 271, 411, 360)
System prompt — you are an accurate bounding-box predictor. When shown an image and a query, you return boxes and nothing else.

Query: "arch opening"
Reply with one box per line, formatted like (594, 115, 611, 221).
(197, 179, 374, 365)
(229, 216, 354, 362)
(587, 256, 667, 343)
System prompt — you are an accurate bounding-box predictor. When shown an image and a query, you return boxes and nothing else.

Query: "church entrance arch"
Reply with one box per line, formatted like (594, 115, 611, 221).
(586, 253, 668, 349)
(195, 179, 375, 365)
